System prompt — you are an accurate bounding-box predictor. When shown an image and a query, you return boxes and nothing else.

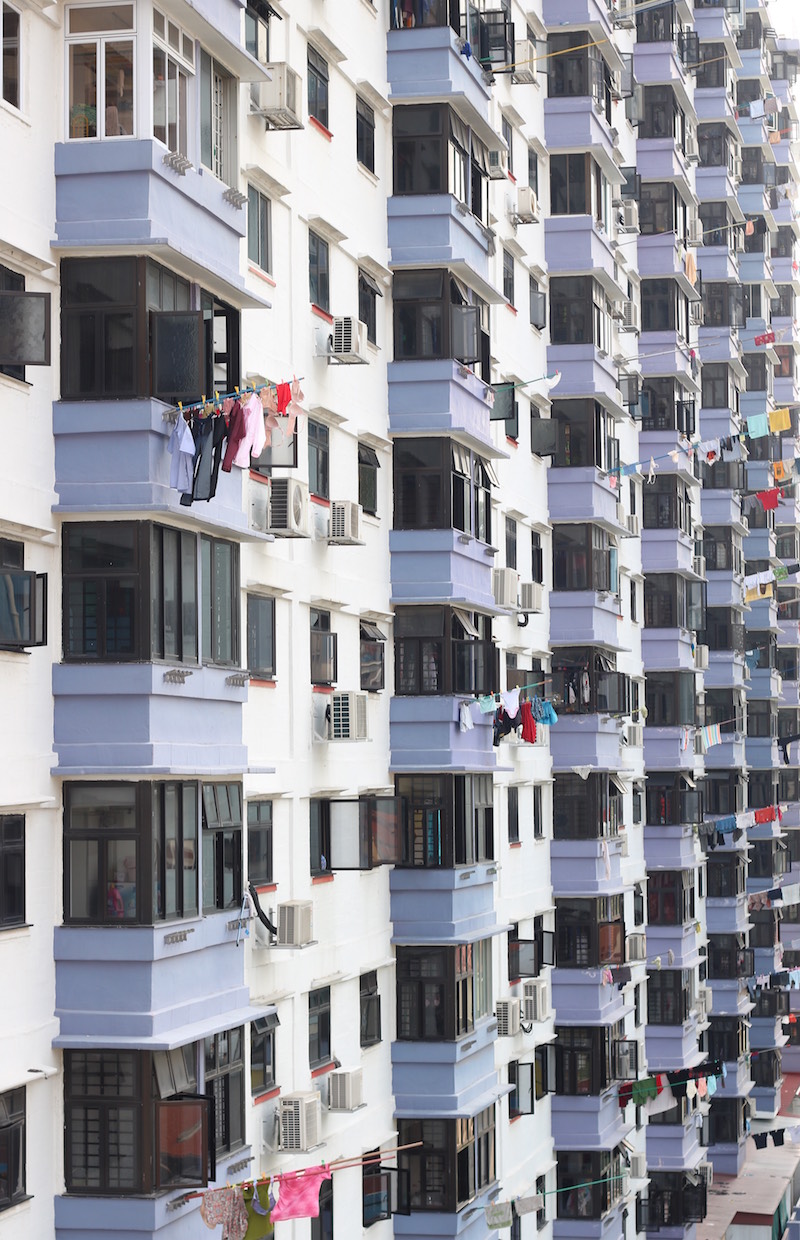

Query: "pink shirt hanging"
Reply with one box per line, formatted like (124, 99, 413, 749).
(231, 393, 267, 468)
(271, 1166, 331, 1221)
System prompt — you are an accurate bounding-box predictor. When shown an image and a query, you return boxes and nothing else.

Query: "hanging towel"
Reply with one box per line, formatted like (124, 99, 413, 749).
(706, 1074, 717, 1096)
(750, 98, 765, 119)
(201, 1188, 249, 1240)
(754, 806, 776, 824)
(699, 724, 722, 752)
(459, 702, 475, 733)
(773, 460, 792, 482)
(757, 489, 780, 510)
(514, 1194, 544, 1215)
(271, 1167, 332, 1222)
(477, 694, 498, 714)
(275, 382, 292, 415)
(770, 408, 792, 432)
(754, 330, 776, 347)
(747, 413, 770, 439)
(520, 700, 537, 743)
(485, 1201, 514, 1227)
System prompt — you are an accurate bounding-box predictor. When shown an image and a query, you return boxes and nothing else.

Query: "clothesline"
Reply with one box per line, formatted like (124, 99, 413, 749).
(162, 377, 306, 420)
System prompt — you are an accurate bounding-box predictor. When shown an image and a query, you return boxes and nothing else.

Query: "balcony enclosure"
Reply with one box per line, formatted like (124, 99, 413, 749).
(550, 650, 630, 717)
(394, 438, 495, 542)
(705, 688, 745, 735)
(553, 773, 624, 841)
(702, 609, 745, 654)
(645, 672, 698, 727)
(557, 1150, 625, 1221)
(644, 575, 705, 631)
(638, 1173, 707, 1231)
(554, 1024, 638, 1095)
(707, 1016, 749, 1063)
(646, 775, 703, 826)
(393, 103, 490, 225)
(702, 774, 746, 817)
(395, 772, 494, 868)
(708, 934, 754, 980)
(642, 477, 695, 536)
(552, 524, 617, 593)
(394, 606, 498, 697)
(393, 270, 490, 377)
(547, 33, 613, 123)
(702, 529, 743, 575)
(640, 378, 697, 436)
(549, 400, 620, 472)
(648, 969, 691, 1024)
(556, 896, 624, 969)
(706, 855, 746, 899)
(648, 871, 696, 926)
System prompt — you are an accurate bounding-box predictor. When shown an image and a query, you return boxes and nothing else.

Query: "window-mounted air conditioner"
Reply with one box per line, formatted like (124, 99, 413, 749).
(617, 300, 640, 333)
(254, 63, 304, 130)
(522, 977, 548, 1023)
(519, 581, 543, 613)
(514, 185, 539, 223)
(688, 215, 704, 246)
(329, 691, 369, 741)
(630, 1152, 648, 1180)
(267, 478, 310, 537)
(277, 900, 313, 946)
(328, 500, 364, 545)
(511, 39, 537, 84)
(699, 1160, 714, 1187)
(626, 932, 647, 963)
(626, 723, 643, 748)
(619, 200, 639, 234)
(329, 1068, 363, 1111)
(493, 567, 519, 610)
(496, 998, 521, 1037)
(280, 1092, 321, 1151)
(696, 644, 709, 670)
(488, 148, 508, 180)
(626, 514, 640, 537)
(614, 0, 636, 28)
(321, 316, 370, 364)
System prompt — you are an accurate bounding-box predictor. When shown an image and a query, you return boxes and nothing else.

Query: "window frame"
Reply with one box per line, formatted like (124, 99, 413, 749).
(246, 593, 275, 680)
(360, 618, 386, 692)
(0, 263, 52, 376)
(247, 800, 273, 887)
(247, 184, 272, 274)
(310, 607, 337, 687)
(0, 536, 47, 651)
(0, 815, 24, 929)
(394, 605, 497, 698)
(358, 443, 380, 516)
(66, 3, 136, 142)
(307, 45, 329, 129)
(201, 783, 243, 914)
(308, 418, 330, 499)
(360, 971, 382, 1048)
(250, 1013, 278, 1096)
(204, 1027, 245, 1157)
(356, 94, 375, 172)
(0, 1086, 25, 1210)
(308, 986, 332, 1069)
(200, 535, 239, 669)
(2, 3, 20, 111)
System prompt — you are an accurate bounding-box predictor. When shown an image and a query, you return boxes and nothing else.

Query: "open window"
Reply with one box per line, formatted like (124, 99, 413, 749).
(0, 566, 46, 649)
(154, 1095, 211, 1188)
(612, 1039, 639, 1081)
(150, 311, 204, 405)
(363, 1162, 411, 1227)
(509, 1060, 535, 1117)
(0, 290, 51, 366)
(328, 797, 401, 870)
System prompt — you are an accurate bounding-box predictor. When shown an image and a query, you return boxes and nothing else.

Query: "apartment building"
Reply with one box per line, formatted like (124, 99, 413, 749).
(0, 1, 799, 1239)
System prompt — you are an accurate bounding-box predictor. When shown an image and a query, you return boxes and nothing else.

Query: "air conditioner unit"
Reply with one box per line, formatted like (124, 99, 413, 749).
(519, 581, 543, 613)
(277, 900, 313, 947)
(255, 63, 304, 129)
(280, 1092, 321, 1151)
(620, 200, 639, 234)
(699, 1160, 714, 1187)
(626, 933, 647, 963)
(696, 644, 709, 670)
(626, 514, 640, 537)
(328, 500, 364, 545)
(328, 316, 369, 364)
(684, 132, 699, 163)
(496, 998, 521, 1037)
(267, 478, 310, 538)
(488, 148, 508, 180)
(329, 1068, 363, 1111)
(617, 300, 640, 333)
(512, 39, 537, 85)
(627, 723, 643, 748)
(614, 0, 636, 28)
(249, 480, 269, 533)
(493, 567, 518, 610)
(688, 215, 704, 246)
(522, 977, 548, 1023)
(515, 185, 539, 223)
(630, 1152, 648, 1181)
(329, 691, 369, 741)
(733, 156, 743, 182)
(699, 985, 713, 1012)
(695, 989, 710, 1022)
(694, 555, 706, 579)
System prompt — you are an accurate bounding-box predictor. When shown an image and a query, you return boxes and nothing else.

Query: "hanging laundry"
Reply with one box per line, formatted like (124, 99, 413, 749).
(223, 398, 249, 473)
(753, 806, 776, 824)
(753, 1132, 769, 1149)
(167, 414, 196, 494)
(747, 413, 770, 439)
(765, 96, 780, 116)
(181, 411, 228, 506)
(706, 1074, 717, 1097)
(699, 724, 722, 752)
(201, 1187, 249, 1240)
(770, 408, 792, 433)
(755, 329, 776, 347)
(271, 1167, 332, 1222)
(769, 130, 782, 144)
(773, 1129, 786, 1147)
(231, 392, 268, 469)
(501, 688, 521, 717)
(243, 1183, 273, 1239)
(773, 460, 792, 482)
(485, 1201, 514, 1227)
(275, 382, 292, 415)
(477, 694, 497, 714)
(520, 700, 537, 743)
(514, 1195, 544, 1215)
(756, 489, 781, 511)
(459, 702, 475, 733)
(722, 438, 744, 462)
(745, 219, 756, 236)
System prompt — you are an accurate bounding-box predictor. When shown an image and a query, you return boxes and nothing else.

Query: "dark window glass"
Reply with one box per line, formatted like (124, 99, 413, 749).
(247, 185, 271, 273)
(310, 608, 337, 686)
(309, 986, 331, 1067)
(200, 536, 239, 667)
(251, 1014, 278, 1096)
(308, 232, 330, 312)
(201, 783, 243, 912)
(358, 273, 379, 346)
(307, 46, 329, 128)
(312, 1178, 333, 1240)
(247, 800, 273, 887)
(247, 594, 275, 679)
(0, 815, 24, 928)
(308, 419, 330, 499)
(2, 5, 20, 110)
(503, 250, 514, 306)
(358, 443, 380, 515)
(204, 1028, 245, 1155)
(356, 95, 375, 172)
(0, 1086, 25, 1210)
(360, 619, 386, 691)
(310, 798, 331, 875)
(507, 785, 519, 844)
(360, 971, 381, 1047)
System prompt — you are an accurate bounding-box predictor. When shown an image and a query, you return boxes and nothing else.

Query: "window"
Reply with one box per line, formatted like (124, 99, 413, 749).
(0, 537, 46, 651)
(199, 50, 233, 181)
(64, 782, 199, 925)
(395, 606, 497, 698)
(531, 532, 544, 584)
(0, 1087, 25, 1210)
(0, 815, 24, 928)
(550, 400, 620, 471)
(202, 783, 243, 913)
(556, 896, 624, 968)
(360, 620, 386, 691)
(67, 3, 135, 139)
(397, 940, 492, 1040)
(394, 439, 496, 535)
(308, 419, 330, 499)
(529, 275, 545, 330)
(309, 987, 331, 1068)
(501, 115, 513, 174)
(200, 536, 239, 667)
(358, 270, 381, 346)
(533, 786, 543, 839)
(397, 1108, 496, 1212)
(247, 595, 275, 679)
(360, 971, 381, 1047)
(65, 1048, 212, 1194)
(247, 186, 272, 274)
(205, 1028, 244, 1155)
(503, 250, 515, 306)
(312, 1179, 333, 1240)
(60, 257, 218, 403)
(250, 1013, 278, 1095)
(2, 4, 19, 110)
(310, 608, 337, 686)
(247, 800, 273, 886)
(553, 524, 615, 592)
(528, 146, 539, 196)
(557, 1150, 624, 1220)
(554, 773, 623, 841)
(536, 1175, 546, 1229)
(397, 773, 498, 869)
(153, 9, 194, 155)
(244, 3, 270, 64)
(648, 872, 695, 926)
(550, 277, 611, 349)
(393, 270, 484, 366)
(507, 785, 519, 844)
(308, 231, 330, 312)
(307, 46, 329, 128)
(358, 443, 380, 515)
(357, 95, 375, 171)
(310, 799, 331, 876)
(363, 1154, 410, 1227)
(646, 671, 696, 727)
(508, 1060, 535, 1117)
